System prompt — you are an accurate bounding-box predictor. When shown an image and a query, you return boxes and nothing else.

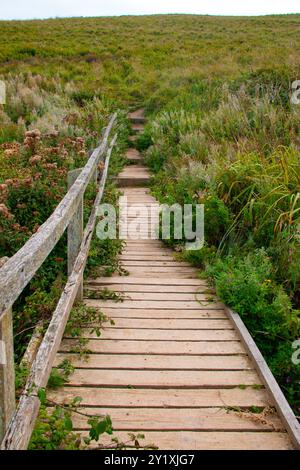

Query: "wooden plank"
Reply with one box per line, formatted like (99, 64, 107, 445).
(122, 200, 155, 203)
(47, 386, 272, 408)
(85, 291, 215, 302)
(86, 292, 217, 302)
(99, 318, 232, 329)
(120, 202, 157, 206)
(119, 193, 152, 196)
(120, 166, 148, 171)
(122, 248, 167, 252)
(120, 192, 150, 196)
(125, 149, 141, 161)
(120, 201, 156, 205)
(121, 200, 157, 203)
(68, 169, 83, 301)
(121, 237, 161, 242)
(84, 283, 209, 293)
(120, 191, 153, 195)
(124, 241, 166, 246)
(0, 307, 15, 441)
(124, 237, 162, 240)
(73, 328, 239, 341)
(121, 225, 159, 229)
(120, 264, 197, 270)
(20, 321, 44, 370)
(121, 212, 159, 216)
(88, 277, 207, 286)
(122, 234, 159, 238)
(86, 430, 293, 450)
(123, 246, 167, 250)
(117, 179, 150, 187)
(118, 176, 151, 182)
(118, 267, 198, 274)
(113, 273, 201, 279)
(123, 238, 162, 241)
(122, 189, 150, 193)
(90, 308, 226, 319)
(120, 261, 192, 267)
(128, 108, 146, 122)
(119, 171, 150, 176)
(121, 251, 177, 256)
(120, 214, 157, 219)
(62, 369, 261, 388)
(121, 250, 173, 255)
(123, 194, 152, 197)
(120, 190, 153, 193)
(60, 339, 245, 355)
(122, 218, 159, 223)
(131, 123, 144, 132)
(116, 273, 200, 279)
(69, 407, 283, 432)
(54, 353, 251, 370)
(121, 197, 156, 200)
(121, 211, 157, 215)
(84, 300, 223, 309)
(120, 217, 159, 220)
(119, 255, 175, 261)
(226, 307, 300, 449)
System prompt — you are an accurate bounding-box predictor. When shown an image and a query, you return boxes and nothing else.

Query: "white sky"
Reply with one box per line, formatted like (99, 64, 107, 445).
(0, 0, 300, 20)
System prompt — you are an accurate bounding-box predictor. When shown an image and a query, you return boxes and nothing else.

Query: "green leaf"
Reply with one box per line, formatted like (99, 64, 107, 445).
(37, 388, 46, 405)
(64, 415, 73, 431)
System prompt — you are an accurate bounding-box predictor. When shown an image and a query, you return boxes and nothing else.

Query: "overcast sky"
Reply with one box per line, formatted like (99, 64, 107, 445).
(1, 0, 300, 20)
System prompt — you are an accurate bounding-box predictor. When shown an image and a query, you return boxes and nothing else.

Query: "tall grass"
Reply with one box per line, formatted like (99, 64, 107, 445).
(145, 75, 300, 415)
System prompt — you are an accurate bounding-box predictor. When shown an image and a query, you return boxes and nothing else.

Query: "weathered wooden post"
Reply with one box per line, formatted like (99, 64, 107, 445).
(67, 169, 83, 301)
(0, 257, 15, 442)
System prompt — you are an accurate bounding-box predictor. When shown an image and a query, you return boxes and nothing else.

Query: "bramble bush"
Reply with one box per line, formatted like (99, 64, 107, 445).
(0, 74, 129, 364)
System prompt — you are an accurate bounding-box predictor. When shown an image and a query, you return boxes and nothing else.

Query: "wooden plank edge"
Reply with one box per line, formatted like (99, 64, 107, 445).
(225, 306, 300, 450)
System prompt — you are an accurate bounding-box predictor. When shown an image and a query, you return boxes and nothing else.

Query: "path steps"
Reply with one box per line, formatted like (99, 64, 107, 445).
(52, 110, 295, 450)
(126, 148, 142, 163)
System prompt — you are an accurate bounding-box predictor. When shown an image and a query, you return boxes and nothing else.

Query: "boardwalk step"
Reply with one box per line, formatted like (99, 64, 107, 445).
(69, 407, 283, 432)
(87, 431, 293, 450)
(55, 353, 249, 370)
(60, 339, 245, 355)
(48, 387, 272, 408)
(54, 368, 261, 388)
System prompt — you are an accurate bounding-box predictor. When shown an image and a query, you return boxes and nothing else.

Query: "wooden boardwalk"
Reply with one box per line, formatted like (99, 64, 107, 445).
(52, 112, 296, 450)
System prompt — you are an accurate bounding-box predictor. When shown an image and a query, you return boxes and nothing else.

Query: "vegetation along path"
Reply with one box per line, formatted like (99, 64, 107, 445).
(52, 111, 299, 450)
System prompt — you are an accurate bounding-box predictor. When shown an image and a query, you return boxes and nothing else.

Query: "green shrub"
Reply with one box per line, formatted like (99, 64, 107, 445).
(206, 249, 300, 414)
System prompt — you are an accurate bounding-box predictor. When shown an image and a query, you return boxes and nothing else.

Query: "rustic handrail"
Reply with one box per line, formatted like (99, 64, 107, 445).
(0, 113, 117, 321)
(0, 114, 117, 448)
(1, 131, 118, 449)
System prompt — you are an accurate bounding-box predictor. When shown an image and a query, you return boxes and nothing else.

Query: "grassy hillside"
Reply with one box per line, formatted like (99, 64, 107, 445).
(0, 15, 300, 107)
(0, 14, 299, 428)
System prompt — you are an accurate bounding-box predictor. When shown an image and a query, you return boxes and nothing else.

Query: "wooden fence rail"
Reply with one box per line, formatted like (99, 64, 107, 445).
(0, 114, 117, 448)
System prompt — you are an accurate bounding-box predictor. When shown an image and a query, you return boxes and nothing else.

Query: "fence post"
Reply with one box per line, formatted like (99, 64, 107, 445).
(0, 257, 15, 442)
(67, 169, 83, 301)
